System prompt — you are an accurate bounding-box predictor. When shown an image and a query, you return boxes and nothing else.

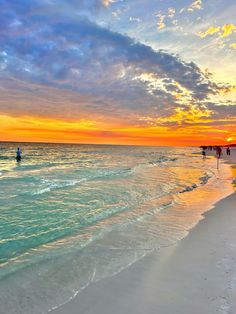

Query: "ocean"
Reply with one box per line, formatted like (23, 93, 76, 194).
(0, 143, 234, 314)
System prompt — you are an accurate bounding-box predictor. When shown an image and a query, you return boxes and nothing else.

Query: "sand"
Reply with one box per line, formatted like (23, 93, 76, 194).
(52, 149, 236, 314)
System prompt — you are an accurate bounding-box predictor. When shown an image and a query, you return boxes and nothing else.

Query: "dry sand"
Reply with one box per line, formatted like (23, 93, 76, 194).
(52, 149, 236, 314)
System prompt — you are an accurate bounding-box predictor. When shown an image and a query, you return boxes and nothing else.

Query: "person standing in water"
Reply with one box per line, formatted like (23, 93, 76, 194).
(201, 149, 206, 159)
(226, 147, 231, 156)
(16, 147, 22, 162)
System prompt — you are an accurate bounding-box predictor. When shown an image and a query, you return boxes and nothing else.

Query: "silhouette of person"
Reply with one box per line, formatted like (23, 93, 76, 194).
(202, 149, 206, 159)
(226, 147, 230, 156)
(16, 147, 22, 162)
(216, 146, 222, 159)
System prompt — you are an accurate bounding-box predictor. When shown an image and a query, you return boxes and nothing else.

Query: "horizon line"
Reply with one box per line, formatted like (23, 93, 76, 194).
(0, 140, 198, 148)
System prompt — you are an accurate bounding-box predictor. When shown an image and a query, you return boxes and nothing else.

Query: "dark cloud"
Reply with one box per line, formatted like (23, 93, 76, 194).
(206, 102, 236, 118)
(0, 0, 235, 126)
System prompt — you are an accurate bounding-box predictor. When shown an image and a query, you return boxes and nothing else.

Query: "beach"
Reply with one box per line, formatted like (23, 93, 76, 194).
(1, 1, 236, 313)
(52, 149, 236, 314)
(0, 145, 236, 314)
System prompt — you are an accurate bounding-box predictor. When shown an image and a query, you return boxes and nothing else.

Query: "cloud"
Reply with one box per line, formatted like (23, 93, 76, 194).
(198, 24, 236, 39)
(0, 0, 235, 131)
(129, 17, 141, 23)
(204, 102, 236, 122)
(187, 0, 202, 12)
(220, 23, 236, 38)
(155, 7, 175, 30)
(179, 0, 202, 15)
(102, 0, 115, 8)
(167, 8, 175, 19)
(156, 13, 166, 29)
(198, 26, 221, 38)
(139, 101, 236, 128)
(139, 104, 213, 126)
(197, 23, 236, 52)
(1, 11, 222, 99)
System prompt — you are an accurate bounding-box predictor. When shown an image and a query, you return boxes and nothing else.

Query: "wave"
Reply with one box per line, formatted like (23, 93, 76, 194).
(148, 156, 178, 165)
(31, 178, 87, 195)
(14, 155, 205, 198)
(94, 167, 132, 179)
(179, 171, 214, 194)
(86, 155, 178, 181)
(130, 156, 178, 174)
(199, 172, 212, 185)
(15, 162, 62, 171)
(0, 156, 13, 160)
(179, 183, 197, 193)
(29, 168, 132, 195)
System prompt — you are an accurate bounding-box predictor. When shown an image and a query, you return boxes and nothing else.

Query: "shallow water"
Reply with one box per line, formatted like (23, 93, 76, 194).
(0, 143, 234, 313)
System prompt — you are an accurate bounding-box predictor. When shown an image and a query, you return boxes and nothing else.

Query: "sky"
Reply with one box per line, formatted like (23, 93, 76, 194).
(0, 0, 236, 146)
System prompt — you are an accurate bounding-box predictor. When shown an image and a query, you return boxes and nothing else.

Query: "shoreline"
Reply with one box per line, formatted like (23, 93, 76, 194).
(51, 149, 236, 314)
(52, 192, 236, 314)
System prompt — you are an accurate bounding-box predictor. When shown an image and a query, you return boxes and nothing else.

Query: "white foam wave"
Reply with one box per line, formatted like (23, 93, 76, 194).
(31, 178, 87, 195)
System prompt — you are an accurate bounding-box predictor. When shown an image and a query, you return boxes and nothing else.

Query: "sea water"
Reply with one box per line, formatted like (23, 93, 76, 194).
(0, 143, 234, 313)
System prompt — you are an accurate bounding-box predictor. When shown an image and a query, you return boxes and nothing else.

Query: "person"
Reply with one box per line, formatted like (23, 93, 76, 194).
(226, 147, 230, 156)
(216, 146, 222, 159)
(201, 148, 206, 159)
(16, 147, 22, 162)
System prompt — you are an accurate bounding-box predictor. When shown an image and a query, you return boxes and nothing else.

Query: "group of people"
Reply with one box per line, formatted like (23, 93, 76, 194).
(201, 146, 230, 159)
(15, 145, 232, 162)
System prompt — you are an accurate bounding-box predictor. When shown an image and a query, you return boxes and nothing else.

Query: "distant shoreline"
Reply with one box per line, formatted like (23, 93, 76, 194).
(1, 140, 236, 148)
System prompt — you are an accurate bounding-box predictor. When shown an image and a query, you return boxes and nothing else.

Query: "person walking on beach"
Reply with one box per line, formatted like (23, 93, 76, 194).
(215, 146, 222, 158)
(16, 147, 22, 162)
(215, 146, 222, 169)
(226, 147, 230, 156)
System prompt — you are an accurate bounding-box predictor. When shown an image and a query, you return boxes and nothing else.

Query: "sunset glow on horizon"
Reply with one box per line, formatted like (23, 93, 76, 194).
(0, 0, 236, 146)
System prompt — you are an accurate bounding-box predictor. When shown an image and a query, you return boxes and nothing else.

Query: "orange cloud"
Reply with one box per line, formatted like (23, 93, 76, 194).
(198, 26, 220, 38)
(220, 23, 236, 38)
(1, 110, 235, 147)
(198, 24, 236, 39)
(139, 105, 213, 126)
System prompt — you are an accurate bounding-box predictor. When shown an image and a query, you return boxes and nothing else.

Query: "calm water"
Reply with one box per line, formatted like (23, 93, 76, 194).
(0, 143, 234, 313)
